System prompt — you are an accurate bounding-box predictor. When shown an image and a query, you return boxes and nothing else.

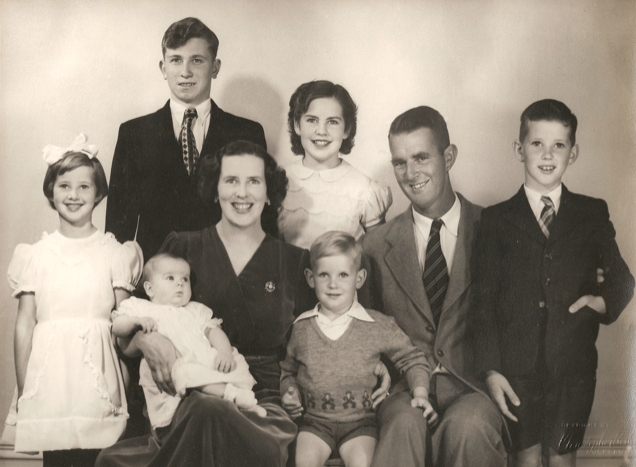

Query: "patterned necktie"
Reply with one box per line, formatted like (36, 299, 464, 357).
(423, 219, 449, 326)
(180, 108, 199, 175)
(539, 196, 555, 238)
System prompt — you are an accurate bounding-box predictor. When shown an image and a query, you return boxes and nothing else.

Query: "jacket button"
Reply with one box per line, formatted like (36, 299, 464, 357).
(539, 301, 546, 308)
(437, 349, 444, 357)
(426, 326, 434, 333)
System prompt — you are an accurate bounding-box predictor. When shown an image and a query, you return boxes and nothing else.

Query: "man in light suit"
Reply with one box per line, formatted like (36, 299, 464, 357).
(360, 106, 507, 466)
(106, 17, 266, 261)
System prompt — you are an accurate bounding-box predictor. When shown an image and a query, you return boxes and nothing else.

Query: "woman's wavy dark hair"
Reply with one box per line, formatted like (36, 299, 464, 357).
(198, 140, 288, 237)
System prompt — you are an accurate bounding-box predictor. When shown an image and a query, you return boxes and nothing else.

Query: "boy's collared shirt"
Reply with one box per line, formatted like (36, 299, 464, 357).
(295, 299, 374, 341)
(169, 99, 212, 154)
(524, 183, 562, 221)
(412, 193, 461, 274)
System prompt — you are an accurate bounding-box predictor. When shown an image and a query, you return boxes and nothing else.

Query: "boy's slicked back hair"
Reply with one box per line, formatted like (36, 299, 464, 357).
(309, 231, 363, 271)
(519, 99, 578, 145)
(388, 106, 450, 153)
(143, 252, 190, 283)
(162, 17, 219, 58)
(288, 80, 358, 156)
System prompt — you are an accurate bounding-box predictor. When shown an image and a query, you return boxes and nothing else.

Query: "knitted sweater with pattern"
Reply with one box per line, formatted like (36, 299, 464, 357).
(280, 308, 429, 423)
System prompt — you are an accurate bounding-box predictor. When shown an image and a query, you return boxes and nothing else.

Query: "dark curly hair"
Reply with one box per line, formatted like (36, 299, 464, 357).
(198, 140, 288, 237)
(43, 153, 109, 209)
(288, 80, 358, 156)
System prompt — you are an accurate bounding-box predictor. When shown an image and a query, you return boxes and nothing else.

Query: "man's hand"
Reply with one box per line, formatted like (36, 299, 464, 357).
(485, 370, 520, 422)
(371, 361, 391, 408)
(136, 332, 180, 396)
(281, 386, 303, 419)
(569, 295, 606, 314)
(214, 351, 236, 373)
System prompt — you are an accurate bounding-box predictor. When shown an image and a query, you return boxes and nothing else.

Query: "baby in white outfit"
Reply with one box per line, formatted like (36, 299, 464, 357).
(112, 253, 266, 429)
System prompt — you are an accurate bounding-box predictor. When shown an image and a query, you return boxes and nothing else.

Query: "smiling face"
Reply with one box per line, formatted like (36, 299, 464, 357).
(144, 256, 192, 307)
(515, 120, 579, 193)
(305, 254, 366, 319)
(389, 128, 457, 219)
(160, 37, 221, 107)
(53, 166, 97, 231)
(217, 154, 268, 230)
(294, 97, 350, 170)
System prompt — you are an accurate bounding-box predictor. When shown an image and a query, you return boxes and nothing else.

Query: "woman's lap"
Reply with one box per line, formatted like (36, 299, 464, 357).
(96, 391, 297, 467)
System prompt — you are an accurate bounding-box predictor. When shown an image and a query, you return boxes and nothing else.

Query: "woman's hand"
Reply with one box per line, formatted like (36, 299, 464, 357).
(371, 361, 391, 408)
(136, 332, 181, 396)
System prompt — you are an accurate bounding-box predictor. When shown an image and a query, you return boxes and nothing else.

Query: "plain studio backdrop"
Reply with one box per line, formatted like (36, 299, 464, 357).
(1, 0, 634, 455)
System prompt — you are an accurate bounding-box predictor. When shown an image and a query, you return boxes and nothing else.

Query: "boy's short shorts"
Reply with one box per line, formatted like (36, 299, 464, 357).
(506, 371, 596, 454)
(299, 415, 378, 452)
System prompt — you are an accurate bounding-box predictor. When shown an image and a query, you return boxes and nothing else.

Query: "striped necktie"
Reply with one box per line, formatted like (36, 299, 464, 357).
(423, 219, 449, 326)
(180, 108, 199, 176)
(539, 196, 555, 238)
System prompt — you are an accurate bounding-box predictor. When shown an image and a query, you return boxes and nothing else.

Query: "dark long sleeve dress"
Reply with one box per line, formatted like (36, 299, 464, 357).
(97, 227, 315, 467)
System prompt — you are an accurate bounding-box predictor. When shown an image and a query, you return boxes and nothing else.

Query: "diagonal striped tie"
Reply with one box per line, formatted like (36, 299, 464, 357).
(180, 108, 199, 176)
(539, 196, 555, 238)
(423, 219, 449, 326)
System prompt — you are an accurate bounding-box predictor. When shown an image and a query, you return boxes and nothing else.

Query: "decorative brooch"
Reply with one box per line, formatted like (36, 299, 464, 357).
(265, 281, 276, 293)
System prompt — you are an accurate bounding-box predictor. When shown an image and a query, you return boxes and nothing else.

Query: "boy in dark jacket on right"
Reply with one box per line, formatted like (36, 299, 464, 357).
(474, 99, 634, 467)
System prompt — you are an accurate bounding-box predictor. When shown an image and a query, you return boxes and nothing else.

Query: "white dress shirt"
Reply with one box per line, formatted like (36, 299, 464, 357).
(169, 99, 212, 154)
(524, 184, 562, 222)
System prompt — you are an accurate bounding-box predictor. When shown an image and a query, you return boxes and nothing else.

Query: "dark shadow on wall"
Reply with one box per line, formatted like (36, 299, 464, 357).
(219, 75, 286, 156)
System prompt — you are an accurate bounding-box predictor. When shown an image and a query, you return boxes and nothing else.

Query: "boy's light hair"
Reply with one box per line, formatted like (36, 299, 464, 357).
(519, 99, 578, 145)
(143, 252, 190, 283)
(309, 231, 363, 271)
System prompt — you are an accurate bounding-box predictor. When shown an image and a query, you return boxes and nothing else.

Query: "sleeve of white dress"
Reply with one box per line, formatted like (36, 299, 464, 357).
(361, 180, 393, 229)
(110, 238, 143, 292)
(7, 244, 36, 298)
(188, 302, 223, 331)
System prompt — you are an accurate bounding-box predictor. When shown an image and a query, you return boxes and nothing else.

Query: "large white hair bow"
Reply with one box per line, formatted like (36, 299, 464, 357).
(42, 133, 99, 166)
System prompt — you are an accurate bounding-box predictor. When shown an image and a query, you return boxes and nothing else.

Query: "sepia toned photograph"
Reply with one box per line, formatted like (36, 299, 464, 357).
(1, 1, 634, 466)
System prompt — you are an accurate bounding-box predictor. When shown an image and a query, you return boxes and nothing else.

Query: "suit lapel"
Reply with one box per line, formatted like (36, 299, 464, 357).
(201, 99, 222, 156)
(384, 209, 436, 327)
(442, 194, 474, 315)
(549, 185, 586, 243)
(503, 186, 546, 245)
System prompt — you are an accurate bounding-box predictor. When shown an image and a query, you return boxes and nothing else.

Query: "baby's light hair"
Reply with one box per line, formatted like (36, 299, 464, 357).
(42, 152, 108, 209)
(519, 99, 578, 145)
(309, 231, 363, 271)
(143, 253, 190, 283)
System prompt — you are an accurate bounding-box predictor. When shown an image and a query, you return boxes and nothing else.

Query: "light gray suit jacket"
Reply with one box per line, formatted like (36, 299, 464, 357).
(360, 192, 486, 396)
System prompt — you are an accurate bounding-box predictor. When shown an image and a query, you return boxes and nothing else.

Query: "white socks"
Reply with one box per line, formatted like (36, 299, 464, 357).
(223, 384, 267, 417)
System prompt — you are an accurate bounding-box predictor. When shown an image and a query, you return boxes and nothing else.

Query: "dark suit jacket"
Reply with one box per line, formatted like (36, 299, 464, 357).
(474, 185, 634, 377)
(105, 100, 267, 261)
(360, 193, 487, 396)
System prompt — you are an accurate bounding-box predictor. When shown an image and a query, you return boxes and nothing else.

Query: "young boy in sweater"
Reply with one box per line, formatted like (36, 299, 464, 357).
(280, 231, 435, 467)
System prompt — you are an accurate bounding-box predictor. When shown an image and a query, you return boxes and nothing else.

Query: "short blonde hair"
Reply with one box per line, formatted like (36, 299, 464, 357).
(143, 253, 190, 283)
(309, 231, 363, 271)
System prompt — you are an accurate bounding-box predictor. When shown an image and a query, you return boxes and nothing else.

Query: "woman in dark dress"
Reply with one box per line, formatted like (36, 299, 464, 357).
(97, 141, 315, 467)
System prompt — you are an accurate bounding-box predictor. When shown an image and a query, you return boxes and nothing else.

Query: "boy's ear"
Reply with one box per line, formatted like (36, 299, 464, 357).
(568, 144, 580, 166)
(514, 141, 525, 161)
(443, 144, 458, 172)
(355, 268, 367, 290)
(159, 60, 167, 79)
(304, 268, 315, 289)
(211, 58, 221, 79)
(143, 281, 154, 299)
